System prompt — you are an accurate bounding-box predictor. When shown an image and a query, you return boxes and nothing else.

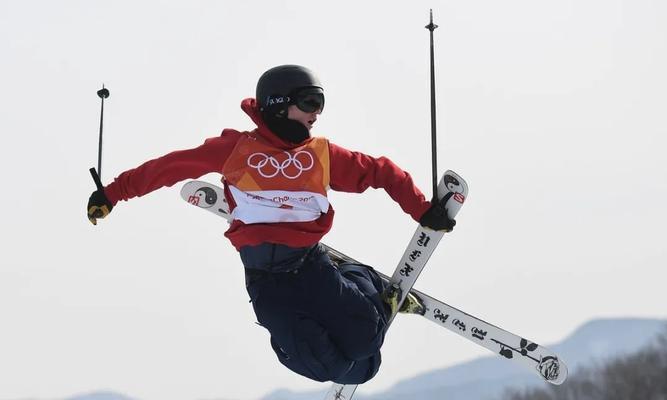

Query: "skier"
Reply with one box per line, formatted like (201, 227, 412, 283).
(87, 65, 456, 384)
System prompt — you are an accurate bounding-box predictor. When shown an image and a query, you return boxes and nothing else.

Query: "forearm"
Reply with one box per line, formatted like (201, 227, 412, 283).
(329, 143, 431, 221)
(104, 136, 232, 205)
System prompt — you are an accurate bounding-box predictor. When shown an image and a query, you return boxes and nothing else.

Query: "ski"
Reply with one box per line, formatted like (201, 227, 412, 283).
(179, 179, 568, 386)
(322, 170, 467, 399)
(325, 245, 568, 385)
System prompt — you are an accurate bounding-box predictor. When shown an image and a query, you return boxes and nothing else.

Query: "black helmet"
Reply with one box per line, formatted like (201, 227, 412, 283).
(256, 65, 324, 113)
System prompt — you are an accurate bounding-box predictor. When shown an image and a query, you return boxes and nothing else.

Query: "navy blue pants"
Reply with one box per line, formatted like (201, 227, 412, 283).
(240, 243, 390, 384)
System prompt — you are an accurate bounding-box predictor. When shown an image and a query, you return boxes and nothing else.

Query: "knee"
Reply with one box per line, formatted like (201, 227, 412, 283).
(273, 336, 356, 382)
(332, 307, 387, 360)
(270, 318, 358, 383)
(333, 354, 382, 385)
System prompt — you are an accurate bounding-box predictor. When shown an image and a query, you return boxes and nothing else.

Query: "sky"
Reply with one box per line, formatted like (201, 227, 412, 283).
(1, 0, 666, 399)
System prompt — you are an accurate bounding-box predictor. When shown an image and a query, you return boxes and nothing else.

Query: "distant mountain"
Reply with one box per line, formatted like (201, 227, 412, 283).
(62, 391, 138, 400)
(58, 390, 239, 400)
(260, 318, 667, 400)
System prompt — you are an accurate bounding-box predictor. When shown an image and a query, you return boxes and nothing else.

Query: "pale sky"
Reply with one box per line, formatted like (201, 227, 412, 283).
(1, 1, 666, 399)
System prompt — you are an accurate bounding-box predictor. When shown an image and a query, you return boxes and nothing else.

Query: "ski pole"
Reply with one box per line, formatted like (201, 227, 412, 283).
(90, 85, 110, 189)
(426, 9, 439, 202)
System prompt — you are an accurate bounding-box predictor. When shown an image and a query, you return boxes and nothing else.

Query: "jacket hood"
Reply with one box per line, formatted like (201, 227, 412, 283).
(240, 98, 311, 149)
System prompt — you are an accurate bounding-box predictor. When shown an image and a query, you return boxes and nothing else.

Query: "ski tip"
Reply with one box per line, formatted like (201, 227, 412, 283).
(539, 356, 568, 385)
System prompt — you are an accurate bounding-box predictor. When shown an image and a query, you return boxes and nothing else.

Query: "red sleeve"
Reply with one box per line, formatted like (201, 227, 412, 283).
(328, 142, 432, 222)
(104, 132, 240, 206)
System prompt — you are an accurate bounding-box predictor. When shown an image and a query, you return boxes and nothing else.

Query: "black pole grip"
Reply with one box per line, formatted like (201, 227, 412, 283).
(89, 167, 104, 190)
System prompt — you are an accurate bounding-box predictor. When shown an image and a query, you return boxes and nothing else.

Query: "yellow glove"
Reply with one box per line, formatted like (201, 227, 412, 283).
(87, 188, 113, 225)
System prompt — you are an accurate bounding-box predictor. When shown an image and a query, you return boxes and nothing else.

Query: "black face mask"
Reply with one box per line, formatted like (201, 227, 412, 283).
(262, 112, 310, 144)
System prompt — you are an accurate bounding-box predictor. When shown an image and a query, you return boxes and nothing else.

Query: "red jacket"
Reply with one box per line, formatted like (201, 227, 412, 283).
(104, 98, 432, 250)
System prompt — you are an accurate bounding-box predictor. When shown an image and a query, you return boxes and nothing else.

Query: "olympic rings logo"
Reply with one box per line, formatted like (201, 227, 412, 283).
(247, 151, 315, 179)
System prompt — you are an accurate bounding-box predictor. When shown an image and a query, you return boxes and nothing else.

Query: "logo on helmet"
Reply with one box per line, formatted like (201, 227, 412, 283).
(266, 95, 290, 107)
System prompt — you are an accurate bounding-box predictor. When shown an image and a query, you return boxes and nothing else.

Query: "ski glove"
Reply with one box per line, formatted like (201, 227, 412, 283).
(419, 198, 456, 232)
(87, 188, 113, 225)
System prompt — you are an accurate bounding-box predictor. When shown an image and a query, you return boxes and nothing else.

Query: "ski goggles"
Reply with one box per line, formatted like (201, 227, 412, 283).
(290, 88, 325, 113)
